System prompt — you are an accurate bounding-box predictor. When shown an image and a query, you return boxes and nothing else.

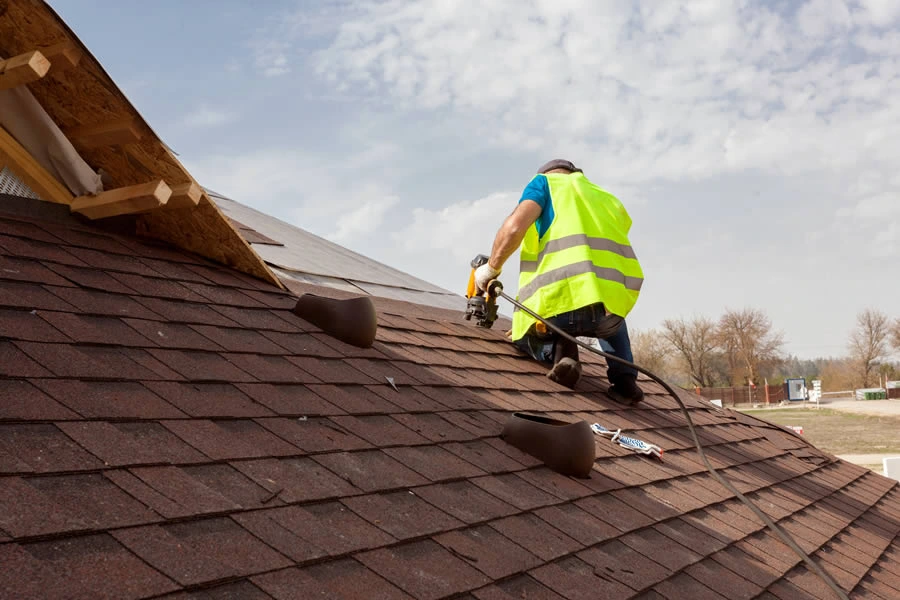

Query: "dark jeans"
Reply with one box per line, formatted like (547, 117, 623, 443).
(514, 303, 637, 382)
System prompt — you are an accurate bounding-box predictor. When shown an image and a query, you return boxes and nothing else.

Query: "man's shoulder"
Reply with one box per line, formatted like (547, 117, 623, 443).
(520, 174, 549, 203)
(522, 174, 549, 193)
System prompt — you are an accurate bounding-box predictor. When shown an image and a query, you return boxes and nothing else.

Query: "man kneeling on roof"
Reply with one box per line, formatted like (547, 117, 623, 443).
(475, 159, 645, 405)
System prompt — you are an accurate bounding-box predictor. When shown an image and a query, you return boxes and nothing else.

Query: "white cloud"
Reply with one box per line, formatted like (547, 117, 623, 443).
(328, 195, 399, 242)
(252, 39, 292, 77)
(797, 0, 852, 37)
(392, 192, 515, 260)
(858, 0, 900, 26)
(182, 105, 236, 128)
(872, 221, 898, 257)
(184, 142, 403, 245)
(386, 191, 521, 295)
(837, 192, 900, 219)
(836, 170, 900, 253)
(308, 0, 898, 184)
(248, 1, 368, 78)
(263, 55, 290, 77)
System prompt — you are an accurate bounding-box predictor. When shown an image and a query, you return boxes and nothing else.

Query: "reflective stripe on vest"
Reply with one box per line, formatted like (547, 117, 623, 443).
(511, 172, 643, 341)
(519, 233, 637, 273)
(518, 260, 644, 303)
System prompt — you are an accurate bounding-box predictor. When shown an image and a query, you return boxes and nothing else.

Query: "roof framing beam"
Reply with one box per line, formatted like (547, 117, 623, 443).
(38, 42, 82, 74)
(71, 179, 171, 220)
(0, 50, 51, 91)
(167, 181, 202, 209)
(0, 124, 73, 204)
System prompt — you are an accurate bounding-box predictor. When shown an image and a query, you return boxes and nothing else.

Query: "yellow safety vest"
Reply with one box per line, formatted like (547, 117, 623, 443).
(511, 172, 644, 341)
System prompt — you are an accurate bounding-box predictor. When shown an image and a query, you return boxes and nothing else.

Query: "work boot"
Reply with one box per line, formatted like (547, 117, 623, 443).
(607, 375, 644, 406)
(547, 357, 582, 389)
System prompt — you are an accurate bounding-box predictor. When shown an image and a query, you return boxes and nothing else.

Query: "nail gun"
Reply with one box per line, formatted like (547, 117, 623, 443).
(464, 254, 502, 328)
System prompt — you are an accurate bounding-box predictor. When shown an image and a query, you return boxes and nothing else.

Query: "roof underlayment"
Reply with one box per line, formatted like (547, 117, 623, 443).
(209, 190, 464, 312)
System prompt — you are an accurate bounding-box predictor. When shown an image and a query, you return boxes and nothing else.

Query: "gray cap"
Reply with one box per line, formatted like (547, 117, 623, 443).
(537, 159, 582, 174)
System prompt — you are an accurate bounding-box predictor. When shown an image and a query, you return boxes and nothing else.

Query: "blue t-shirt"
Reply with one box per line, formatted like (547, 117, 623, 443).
(518, 174, 554, 239)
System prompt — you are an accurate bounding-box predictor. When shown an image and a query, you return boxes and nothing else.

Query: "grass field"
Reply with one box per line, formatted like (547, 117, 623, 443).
(739, 408, 900, 457)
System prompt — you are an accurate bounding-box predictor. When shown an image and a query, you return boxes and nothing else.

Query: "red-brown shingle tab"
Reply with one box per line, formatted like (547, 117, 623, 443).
(343, 490, 462, 539)
(414, 481, 518, 524)
(312, 450, 428, 492)
(488, 512, 581, 561)
(113, 518, 292, 586)
(144, 382, 273, 418)
(35, 380, 185, 419)
(360, 540, 490, 600)
(253, 560, 414, 600)
(435, 524, 542, 578)
(0, 340, 52, 377)
(530, 555, 635, 600)
(0, 535, 178, 599)
(0, 423, 103, 473)
(234, 457, 360, 502)
(0, 380, 78, 420)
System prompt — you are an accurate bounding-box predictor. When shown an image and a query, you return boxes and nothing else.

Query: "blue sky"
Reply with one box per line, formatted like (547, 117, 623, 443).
(50, 0, 900, 359)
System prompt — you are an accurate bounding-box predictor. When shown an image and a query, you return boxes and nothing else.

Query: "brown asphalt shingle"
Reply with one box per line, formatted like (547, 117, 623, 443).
(0, 206, 898, 599)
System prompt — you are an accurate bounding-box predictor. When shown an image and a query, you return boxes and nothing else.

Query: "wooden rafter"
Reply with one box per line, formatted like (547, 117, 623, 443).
(71, 179, 171, 220)
(66, 118, 142, 149)
(0, 125, 73, 204)
(0, 50, 51, 91)
(167, 181, 202, 209)
(38, 42, 82, 73)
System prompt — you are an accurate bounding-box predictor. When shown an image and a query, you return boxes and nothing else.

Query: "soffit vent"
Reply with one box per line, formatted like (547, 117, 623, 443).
(0, 166, 39, 200)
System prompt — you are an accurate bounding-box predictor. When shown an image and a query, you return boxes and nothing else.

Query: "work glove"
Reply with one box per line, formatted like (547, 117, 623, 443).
(474, 262, 501, 292)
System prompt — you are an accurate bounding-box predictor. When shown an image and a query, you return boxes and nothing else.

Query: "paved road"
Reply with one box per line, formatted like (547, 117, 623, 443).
(819, 399, 900, 476)
(821, 398, 900, 417)
(835, 454, 899, 464)
(746, 399, 900, 476)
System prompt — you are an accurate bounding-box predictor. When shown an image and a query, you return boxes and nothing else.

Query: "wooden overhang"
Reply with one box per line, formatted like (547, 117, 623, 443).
(0, 0, 281, 287)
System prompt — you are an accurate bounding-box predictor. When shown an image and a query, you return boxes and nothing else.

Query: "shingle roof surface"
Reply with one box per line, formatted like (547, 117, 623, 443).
(207, 190, 463, 311)
(1, 203, 899, 600)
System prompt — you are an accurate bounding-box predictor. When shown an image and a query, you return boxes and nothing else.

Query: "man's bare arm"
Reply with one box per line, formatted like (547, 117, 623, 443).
(488, 199, 542, 270)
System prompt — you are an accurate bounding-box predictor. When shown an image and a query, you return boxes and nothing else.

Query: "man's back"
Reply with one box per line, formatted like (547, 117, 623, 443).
(513, 169, 643, 340)
(473, 159, 647, 402)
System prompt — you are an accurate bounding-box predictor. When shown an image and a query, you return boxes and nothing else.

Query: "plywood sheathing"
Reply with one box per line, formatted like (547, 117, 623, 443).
(65, 117, 142, 149)
(0, 0, 281, 288)
(137, 194, 282, 286)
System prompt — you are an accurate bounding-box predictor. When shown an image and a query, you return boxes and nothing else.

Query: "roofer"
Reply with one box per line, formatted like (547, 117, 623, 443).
(474, 159, 645, 405)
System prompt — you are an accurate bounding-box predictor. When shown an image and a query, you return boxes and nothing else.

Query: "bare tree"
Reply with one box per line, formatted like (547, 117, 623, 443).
(848, 308, 890, 387)
(716, 308, 785, 386)
(661, 316, 720, 387)
(630, 328, 672, 380)
(891, 317, 900, 352)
